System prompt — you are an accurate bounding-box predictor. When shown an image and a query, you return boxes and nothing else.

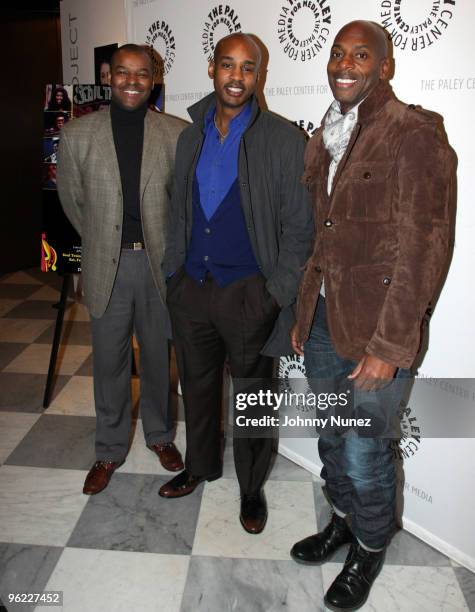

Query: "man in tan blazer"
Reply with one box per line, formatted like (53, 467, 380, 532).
(57, 44, 186, 495)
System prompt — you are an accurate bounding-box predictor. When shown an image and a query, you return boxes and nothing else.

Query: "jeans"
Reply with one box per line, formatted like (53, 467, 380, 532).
(304, 296, 411, 550)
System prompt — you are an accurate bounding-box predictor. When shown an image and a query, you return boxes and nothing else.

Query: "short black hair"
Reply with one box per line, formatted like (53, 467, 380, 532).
(111, 44, 154, 72)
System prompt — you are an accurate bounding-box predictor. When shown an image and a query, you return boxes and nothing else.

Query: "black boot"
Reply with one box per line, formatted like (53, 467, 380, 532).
(290, 513, 353, 565)
(324, 541, 385, 611)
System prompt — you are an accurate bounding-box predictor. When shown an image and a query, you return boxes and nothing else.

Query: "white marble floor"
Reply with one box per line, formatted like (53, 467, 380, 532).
(0, 269, 474, 612)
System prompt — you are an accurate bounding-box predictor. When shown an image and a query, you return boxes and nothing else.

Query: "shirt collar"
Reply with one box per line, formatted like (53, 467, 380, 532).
(204, 100, 253, 134)
(331, 97, 365, 121)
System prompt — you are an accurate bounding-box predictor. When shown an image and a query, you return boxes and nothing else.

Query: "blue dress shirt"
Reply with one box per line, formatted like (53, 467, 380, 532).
(195, 101, 252, 220)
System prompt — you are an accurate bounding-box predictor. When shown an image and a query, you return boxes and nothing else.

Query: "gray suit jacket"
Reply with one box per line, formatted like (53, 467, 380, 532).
(57, 108, 186, 318)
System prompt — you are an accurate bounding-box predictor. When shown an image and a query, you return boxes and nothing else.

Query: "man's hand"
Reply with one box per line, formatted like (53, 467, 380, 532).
(348, 355, 396, 391)
(290, 323, 305, 356)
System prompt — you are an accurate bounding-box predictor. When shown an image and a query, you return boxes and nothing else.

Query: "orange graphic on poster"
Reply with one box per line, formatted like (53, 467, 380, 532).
(41, 233, 58, 272)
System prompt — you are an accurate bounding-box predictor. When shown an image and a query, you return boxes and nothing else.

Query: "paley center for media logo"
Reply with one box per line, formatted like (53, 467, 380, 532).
(202, 4, 242, 62)
(145, 19, 176, 75)
(277, 0, 332, 62)
(380, 0, 456, 52)
(390, 401, 422, 461)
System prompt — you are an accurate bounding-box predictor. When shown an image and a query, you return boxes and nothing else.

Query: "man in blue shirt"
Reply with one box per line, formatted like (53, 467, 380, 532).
(159, 33, 312, 533)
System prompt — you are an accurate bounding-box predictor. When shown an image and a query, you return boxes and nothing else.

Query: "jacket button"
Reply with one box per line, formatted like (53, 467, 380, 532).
(363, 172, 371, 179)
(324, 219, 333, 227)
(315, 266, 322, 272)
(203, 255, 209, 262)
(383, 276, 391, 286)
(205, 228, 211, 234)
(112, 258, 117, 264)
(115, 225, 120, 231)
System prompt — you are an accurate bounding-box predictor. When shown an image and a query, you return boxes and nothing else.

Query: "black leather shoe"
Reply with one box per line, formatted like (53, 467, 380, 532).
(290, 513, 353, 565)
(158, 469, 220, 498)
(324, 542, 385, 611)
(240, 489, 267, 534)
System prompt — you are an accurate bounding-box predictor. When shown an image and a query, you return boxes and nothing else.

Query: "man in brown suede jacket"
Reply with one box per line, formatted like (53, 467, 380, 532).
(290, 21, 456, 612)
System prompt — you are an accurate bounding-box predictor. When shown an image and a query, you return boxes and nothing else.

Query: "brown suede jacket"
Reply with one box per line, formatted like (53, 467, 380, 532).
(295, 81, 456, 368)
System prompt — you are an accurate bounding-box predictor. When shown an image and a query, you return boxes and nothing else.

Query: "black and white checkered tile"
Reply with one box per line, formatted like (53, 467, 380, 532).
(0, 269, 473, 612)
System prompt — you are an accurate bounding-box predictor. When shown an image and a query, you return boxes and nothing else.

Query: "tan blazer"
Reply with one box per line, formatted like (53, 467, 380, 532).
(57, 108, 186, 318)
(295, 82, 456, 368)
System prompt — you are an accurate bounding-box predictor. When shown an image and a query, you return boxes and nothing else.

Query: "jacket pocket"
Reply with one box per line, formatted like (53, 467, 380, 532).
(350, 263, 392, 341)
(344, 162, 393, 222)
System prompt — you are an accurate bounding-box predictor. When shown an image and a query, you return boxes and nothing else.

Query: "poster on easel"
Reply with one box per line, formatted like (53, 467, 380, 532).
(40, 83, 112, 274)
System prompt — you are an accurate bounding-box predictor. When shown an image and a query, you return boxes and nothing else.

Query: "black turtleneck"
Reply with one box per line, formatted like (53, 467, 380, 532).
(110, 100, 147, 245)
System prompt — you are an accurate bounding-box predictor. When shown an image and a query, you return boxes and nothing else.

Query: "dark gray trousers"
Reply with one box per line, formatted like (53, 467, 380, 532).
(90, 249, 173, 462)
(168, 271, 279, 494)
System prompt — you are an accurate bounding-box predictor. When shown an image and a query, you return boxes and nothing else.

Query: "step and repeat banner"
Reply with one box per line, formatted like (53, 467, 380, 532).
(61, 0, 475, 569)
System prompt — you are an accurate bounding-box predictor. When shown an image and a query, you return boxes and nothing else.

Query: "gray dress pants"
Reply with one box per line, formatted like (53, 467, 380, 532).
(90, 249, 173, 461)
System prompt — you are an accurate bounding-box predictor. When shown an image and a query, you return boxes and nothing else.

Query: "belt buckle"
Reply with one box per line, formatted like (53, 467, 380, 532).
(133, 242, 143, 250)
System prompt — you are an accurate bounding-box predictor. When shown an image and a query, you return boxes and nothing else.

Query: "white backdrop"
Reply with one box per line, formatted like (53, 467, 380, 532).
(61, 0, 475, 571)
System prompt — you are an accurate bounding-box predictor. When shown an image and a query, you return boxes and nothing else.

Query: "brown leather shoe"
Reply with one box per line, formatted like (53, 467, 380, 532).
(148, 442, 184, 472)
(158, 469, 220, 498)
(83, 460, 124, 495)
(240, 490, 268, 534)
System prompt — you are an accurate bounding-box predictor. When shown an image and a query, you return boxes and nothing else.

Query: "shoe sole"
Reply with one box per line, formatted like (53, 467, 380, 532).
(163, 464, 185, 472)
(158, 472, 221, 499)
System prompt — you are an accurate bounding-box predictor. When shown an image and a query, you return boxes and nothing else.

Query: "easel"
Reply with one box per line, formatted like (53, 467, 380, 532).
(42, 273, 138, 408)
(43, 273, 72, 408)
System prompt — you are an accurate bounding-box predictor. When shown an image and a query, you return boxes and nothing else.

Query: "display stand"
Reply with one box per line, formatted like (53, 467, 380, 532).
(43, 273, 72, 408)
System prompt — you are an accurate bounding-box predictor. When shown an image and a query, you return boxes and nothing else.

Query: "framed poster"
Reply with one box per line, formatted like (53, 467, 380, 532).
(40, 83, 111, 274)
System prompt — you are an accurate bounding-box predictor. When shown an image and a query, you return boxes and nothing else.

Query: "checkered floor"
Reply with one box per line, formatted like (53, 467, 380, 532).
(0, 269, 474, 612)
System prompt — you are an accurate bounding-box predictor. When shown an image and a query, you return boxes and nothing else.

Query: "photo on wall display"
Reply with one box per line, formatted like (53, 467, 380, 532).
(44, 84, 73, 112)
(42, 163, 57, 191)
(72, 84, 111, 118)
(94, 43, 118, 85)
(44, 111, 69, 136)
(43, 137, 59, 163)
(41, 84, 81, 274)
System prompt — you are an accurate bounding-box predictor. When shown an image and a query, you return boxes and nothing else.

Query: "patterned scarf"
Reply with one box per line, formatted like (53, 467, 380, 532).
(322, 100, 361, 195)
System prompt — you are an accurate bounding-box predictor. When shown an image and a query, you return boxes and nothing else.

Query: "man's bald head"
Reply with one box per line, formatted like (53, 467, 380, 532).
(213, 33, 262, 69)
(327, 20, 392, 114)
(335, 20, 390, 61)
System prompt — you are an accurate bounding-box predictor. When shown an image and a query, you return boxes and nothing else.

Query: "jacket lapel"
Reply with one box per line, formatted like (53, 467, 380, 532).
(328, 122, 361, 204)
(94, 111, 121, 191)
(141, 111, 162, 198)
